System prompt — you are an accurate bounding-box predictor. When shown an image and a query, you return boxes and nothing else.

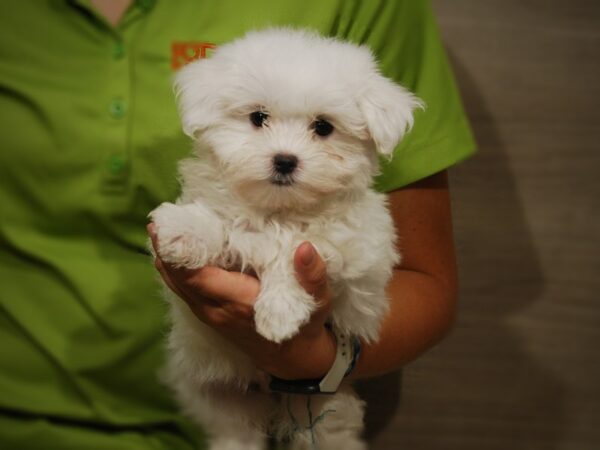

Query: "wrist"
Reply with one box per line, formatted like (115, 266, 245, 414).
(262, 325, 336, 380)
(268, 326, 362, 395)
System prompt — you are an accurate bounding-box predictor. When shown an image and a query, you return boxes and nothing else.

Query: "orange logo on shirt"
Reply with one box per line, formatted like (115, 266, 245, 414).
(171, 42, 216, 70)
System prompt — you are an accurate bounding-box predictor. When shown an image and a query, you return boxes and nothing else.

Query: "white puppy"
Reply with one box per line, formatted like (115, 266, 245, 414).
(150, 28, 422, 450)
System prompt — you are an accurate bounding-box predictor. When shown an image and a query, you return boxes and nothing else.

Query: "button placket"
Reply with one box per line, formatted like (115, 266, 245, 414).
(102, 33, 131, 190)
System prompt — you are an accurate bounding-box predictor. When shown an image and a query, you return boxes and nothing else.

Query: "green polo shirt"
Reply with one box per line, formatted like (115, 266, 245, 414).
(0, 1, 475, 448)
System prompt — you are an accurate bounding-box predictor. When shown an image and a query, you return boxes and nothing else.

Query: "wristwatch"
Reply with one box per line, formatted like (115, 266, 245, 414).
(269, 326, 361, 395)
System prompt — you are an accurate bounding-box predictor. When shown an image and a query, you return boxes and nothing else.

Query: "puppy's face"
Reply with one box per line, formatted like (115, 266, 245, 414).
(175, 29, 422, 211)
(196, 100, 376, 211)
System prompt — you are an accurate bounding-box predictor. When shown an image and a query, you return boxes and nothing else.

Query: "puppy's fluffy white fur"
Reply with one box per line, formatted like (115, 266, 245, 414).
(150, 28, 422, 450)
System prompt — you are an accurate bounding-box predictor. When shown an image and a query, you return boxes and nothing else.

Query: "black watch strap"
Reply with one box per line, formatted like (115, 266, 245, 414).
(268, 329, 361, 395)
(268, 376, 333, 395)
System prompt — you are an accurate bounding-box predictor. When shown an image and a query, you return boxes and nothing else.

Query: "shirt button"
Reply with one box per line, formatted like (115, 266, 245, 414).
(109, 99, 126, 118)
(113, 41, 125, 59)
(108, 154, 126, 174)
(137, 0, 155, 10)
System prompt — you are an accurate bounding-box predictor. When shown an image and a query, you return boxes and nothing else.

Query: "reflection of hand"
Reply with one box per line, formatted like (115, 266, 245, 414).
(148, 224, 336, 380)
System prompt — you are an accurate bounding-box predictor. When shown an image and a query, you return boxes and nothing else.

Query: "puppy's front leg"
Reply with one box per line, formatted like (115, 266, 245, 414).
(253, 262, 316, 344)
(149, 201, 225, 269)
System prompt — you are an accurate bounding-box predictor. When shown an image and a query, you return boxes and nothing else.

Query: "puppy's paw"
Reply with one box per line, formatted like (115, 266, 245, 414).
(157, 232, 211, 269)
(149, 202, 222, 269)
(254, 288, 315, 343)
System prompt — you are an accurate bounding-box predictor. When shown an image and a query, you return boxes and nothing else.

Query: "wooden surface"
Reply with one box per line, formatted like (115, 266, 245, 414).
(362, 2, 600, 449)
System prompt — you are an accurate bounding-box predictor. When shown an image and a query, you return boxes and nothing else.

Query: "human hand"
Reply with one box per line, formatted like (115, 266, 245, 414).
(148, 224, 336, 380)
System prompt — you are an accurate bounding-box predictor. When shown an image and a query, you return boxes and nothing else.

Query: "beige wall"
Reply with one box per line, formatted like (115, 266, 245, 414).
(362, 2, 600, 449)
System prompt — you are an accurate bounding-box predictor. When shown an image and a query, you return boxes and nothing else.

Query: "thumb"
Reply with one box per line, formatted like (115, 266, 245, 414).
(294, 242, 329, 302)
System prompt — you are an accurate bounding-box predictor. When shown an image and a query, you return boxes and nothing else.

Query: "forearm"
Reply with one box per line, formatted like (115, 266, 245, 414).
(350, 267, 457, 379)
(262, 266, 457, 381)
(349, 170, 459, 378)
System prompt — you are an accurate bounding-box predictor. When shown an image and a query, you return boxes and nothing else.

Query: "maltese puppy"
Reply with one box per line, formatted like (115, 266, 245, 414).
(150, 28, 422, 450)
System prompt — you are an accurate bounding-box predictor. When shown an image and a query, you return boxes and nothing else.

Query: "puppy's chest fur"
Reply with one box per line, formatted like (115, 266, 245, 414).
(218, 215, 348, 280)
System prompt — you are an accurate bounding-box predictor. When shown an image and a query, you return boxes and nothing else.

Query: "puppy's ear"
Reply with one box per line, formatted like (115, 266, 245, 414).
(174, 58, 223, 139)
(358, 73, 424, 157)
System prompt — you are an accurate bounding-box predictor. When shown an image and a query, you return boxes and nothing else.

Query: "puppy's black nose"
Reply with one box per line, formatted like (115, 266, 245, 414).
(272, 153, 298, 175)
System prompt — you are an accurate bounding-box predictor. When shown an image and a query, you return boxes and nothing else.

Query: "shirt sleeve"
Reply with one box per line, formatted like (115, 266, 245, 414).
(335, 0, 477, 192)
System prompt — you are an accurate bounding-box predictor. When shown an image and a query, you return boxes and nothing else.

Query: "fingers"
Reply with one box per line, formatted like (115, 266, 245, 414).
(147, 222, 260, 305)
(147, 223, 157, 247)
(172, 265, 260, 306)
(153, 256, 195, 302)
(148, 224, 182, 295)
(146, 223, 158, 259)
(149, 225, 326, 322)
(148, 223, 188, 300)
(294, 241, 330, 303)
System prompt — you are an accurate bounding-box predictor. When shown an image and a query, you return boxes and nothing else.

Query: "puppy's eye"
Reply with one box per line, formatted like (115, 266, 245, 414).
(250, 111, 269, 128)
(313, 119, 334, 137)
